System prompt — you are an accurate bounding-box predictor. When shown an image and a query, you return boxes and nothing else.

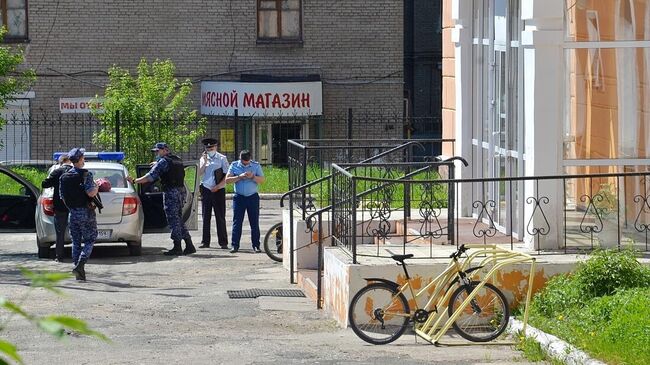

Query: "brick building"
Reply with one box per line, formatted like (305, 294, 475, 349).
(1, 0, 405, 163)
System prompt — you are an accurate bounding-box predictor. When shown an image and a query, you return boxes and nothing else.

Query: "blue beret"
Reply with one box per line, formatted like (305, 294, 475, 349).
(151, 142, 169, 151)
(68, 148, 86, 162)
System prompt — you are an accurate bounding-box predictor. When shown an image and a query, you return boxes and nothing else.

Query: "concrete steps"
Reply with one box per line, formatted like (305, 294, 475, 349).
(297, 269, 319, 302)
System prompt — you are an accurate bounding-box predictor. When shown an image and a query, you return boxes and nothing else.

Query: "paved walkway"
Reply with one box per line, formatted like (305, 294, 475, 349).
(0, 200, 541, 364)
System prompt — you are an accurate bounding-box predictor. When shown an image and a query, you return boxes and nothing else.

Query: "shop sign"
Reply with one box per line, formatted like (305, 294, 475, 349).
(59, 97, 105, 114)
(201, 81, 323, 116)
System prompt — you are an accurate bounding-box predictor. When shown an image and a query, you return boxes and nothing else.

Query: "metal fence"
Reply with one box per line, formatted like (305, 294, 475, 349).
(285, 138, 456, 217)
(323, 166, 650, 264)
(0, 110, 441, 168)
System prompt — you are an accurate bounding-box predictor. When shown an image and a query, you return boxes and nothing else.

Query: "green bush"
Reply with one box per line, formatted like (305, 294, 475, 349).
(532, 250, 650, 318)
(573, 249, 650, 298)
(527, 250, 650, 365)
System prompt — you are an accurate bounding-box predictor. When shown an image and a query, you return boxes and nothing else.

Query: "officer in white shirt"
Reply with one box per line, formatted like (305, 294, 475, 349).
(198, 138, 230, 249)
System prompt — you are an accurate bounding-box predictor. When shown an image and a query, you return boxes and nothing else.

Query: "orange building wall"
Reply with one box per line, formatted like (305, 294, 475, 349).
(567, 0, 650, 221)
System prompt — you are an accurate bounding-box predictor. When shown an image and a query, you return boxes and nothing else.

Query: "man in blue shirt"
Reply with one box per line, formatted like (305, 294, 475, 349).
(198, 138, 229, 249)
(225, 150, 265, 253)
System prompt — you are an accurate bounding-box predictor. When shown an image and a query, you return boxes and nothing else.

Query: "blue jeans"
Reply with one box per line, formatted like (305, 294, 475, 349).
(231, 193, 260, 249)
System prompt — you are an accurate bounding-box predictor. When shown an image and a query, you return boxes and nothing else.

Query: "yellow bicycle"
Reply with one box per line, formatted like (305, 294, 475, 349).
(348, 244, 510, 345)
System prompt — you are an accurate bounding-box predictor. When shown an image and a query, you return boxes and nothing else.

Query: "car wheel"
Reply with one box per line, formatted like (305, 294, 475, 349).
(127, 241, 142, 256)
(37, 239, 51, 259)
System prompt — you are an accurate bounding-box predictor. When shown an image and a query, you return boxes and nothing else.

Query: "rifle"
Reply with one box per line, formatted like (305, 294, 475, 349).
(82, 171, 103, 213)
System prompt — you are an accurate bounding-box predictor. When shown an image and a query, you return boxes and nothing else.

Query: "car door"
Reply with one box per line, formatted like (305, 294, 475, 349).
(138, 162, 199, 233)
(0, 167, 40, 232)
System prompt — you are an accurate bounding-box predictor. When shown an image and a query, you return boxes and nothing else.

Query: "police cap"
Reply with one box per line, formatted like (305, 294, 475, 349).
(68, 148, 85, 162)
(201, 138, 218, 148)
(151, 142, 169, 151)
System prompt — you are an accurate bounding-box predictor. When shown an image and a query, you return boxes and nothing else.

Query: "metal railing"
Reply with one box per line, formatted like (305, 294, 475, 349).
(285, 138, 456, 217)
(326, 168, 650, 265)
(280, 139, 456, 287)
(302, 157, 466, 308)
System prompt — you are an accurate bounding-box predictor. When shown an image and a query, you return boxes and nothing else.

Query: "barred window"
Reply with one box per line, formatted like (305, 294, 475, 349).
(0, 0, 28, 41)
(257, 0, 302, 42)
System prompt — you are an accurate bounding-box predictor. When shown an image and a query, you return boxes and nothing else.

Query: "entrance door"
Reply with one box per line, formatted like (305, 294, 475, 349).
(272, 123, 302, 166)
(0, 166, 39, 231)
(137, 162, 199, 233)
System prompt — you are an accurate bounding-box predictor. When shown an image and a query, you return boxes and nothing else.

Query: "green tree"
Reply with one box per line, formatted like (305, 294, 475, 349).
(1, 269, 108, 364)
(0, 28, 36, 128)
(93, 58, 206, 168)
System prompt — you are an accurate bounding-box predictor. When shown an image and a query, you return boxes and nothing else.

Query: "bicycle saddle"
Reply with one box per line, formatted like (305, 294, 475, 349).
(391, 254, 414, 263)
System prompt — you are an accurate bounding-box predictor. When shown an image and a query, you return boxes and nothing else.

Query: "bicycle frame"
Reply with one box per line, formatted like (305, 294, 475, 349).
(378, 244, 537, 345)
(383, 257, 465, 319)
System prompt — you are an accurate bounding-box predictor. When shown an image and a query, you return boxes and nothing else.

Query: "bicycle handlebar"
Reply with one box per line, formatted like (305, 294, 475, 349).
(449, 244, 468, 259)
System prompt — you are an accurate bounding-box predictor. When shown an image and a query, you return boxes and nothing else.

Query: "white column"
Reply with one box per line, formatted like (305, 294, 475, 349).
(521, 0, 565, 250)
(452, 0, 474, 216)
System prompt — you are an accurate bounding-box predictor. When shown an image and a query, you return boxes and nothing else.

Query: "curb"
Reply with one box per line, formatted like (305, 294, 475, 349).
(508, 318, 606, 365)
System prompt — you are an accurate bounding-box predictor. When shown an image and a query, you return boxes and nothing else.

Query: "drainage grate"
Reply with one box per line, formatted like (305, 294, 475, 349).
(227, 288, 305, 299)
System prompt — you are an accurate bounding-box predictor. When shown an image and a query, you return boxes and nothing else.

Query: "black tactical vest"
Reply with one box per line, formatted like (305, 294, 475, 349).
(160, 155, 185, 191)
(60, 169, 90, 209)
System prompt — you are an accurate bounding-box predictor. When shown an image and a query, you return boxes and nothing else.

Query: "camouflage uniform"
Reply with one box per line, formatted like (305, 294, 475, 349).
(147, 157, 190, 242)
(163, 186, 190, 241)
(60, 167, 97, 265)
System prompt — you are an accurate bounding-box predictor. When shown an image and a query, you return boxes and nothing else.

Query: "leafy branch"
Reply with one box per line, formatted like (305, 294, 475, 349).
(0, 269, 109, 365)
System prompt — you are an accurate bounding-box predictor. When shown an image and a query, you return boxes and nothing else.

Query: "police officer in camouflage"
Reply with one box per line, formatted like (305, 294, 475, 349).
(129, 142, 196, 256)
(59, 148, 98, 281)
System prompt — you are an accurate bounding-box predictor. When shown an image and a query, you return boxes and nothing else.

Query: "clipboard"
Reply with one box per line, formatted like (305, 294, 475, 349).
(214, 167, 225, 184)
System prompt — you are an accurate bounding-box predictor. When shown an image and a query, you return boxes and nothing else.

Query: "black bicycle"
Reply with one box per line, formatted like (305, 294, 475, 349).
(263, 222, 283, 262)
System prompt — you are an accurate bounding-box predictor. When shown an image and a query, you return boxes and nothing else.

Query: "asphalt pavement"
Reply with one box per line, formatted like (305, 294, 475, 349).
(0, 199, 541, 364)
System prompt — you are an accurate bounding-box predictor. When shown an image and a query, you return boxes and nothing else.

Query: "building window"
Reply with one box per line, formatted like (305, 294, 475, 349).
(0, 0, 28, 41)
(257, 0, 302, 42)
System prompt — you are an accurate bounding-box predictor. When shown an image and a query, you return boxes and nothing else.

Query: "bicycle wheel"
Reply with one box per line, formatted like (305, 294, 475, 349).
(348, 282, 410, 345)
(263, 222, 283, 262)
(447, 281, 510, 342)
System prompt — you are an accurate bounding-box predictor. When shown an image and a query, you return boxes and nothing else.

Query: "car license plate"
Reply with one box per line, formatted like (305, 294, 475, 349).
(97, 230, 112, 240)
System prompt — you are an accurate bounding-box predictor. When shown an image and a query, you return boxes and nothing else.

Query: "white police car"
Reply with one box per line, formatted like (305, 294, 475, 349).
(23, 152, 198, 258)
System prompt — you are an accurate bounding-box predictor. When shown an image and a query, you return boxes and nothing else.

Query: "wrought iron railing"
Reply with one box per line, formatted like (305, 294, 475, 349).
(281, 139, 456, 286)
(324, 168, 650, 264)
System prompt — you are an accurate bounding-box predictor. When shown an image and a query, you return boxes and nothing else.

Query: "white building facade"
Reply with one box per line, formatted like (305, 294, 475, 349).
(447, 0, 650, 250)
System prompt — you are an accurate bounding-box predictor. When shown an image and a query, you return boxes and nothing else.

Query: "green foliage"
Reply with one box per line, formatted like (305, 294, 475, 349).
(526, 250, 650, 365)
(92, 58, 206, 169)
(7, 167, 47, 190)
(573, 249, 650, 298)
(0, 269, 109, 364)
(532, 250, 650, 317)
(0, 27, 35, 130)
(515, 335, 565, 364)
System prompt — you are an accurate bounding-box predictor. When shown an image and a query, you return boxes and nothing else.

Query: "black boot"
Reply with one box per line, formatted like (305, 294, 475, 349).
(72, 259, 87, 281)
(183, 237, 196, 255)
(164, 241, 183, 256)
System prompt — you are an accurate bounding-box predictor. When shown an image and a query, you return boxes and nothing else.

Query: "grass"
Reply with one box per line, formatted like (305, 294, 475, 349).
(221, 166, 289, 194)
(298, 165, 448, 209)
(515, 335, 565, 365)
(0, 167, 47, 195)
(522, 250, 650, 365)
(0, 164, 290, 195)
(2, 164, 447, 200)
